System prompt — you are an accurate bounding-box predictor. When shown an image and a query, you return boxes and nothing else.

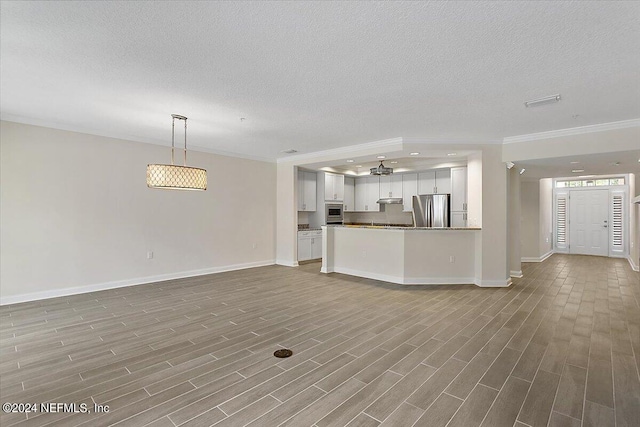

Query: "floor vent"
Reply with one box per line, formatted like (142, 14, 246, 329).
(273, 349, 293, 358)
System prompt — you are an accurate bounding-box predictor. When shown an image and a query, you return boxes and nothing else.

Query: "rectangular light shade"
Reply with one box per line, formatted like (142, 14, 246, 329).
(147, 164, 207, 190)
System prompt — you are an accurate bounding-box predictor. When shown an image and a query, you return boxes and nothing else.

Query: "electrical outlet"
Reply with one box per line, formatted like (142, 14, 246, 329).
(449, 256, 455, 263)
(147, 251, 154, 260)
(545, 237, 550, 243)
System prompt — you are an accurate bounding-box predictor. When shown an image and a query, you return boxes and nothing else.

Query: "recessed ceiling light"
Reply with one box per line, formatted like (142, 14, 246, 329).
(578, 175, 595, 178)
(570, 161, 580, 164)
(356, 165, 362, 168)
(572, 169, 585, 173)
(390, 161, 398, 164)
(524, 94, 561, 108)
(447, 153, 457, 156)
(346, 159, 354, 163)
(410, 152, 420, 156)
(377, 155, 386, 159)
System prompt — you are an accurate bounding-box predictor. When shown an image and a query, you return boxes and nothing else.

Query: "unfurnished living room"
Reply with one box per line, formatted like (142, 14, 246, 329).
(1, 1, 639, 427)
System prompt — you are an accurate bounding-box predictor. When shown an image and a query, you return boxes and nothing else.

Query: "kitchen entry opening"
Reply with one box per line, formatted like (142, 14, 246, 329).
(553, 176, 628, 258)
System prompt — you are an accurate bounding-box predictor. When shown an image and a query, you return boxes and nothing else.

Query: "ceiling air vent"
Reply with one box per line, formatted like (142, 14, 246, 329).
(281, 149, 298, 154)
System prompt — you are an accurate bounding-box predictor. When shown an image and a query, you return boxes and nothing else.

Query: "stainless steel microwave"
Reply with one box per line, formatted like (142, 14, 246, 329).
(325, 203, 344, 224)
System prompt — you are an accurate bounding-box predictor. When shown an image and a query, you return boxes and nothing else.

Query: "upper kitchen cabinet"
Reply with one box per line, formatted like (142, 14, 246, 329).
(379, 175, 403, 198)
(418, 169, 451, 194)
(402, 173, 418, 212)
(450, 167, 467, 212)
(343, 177, 355, 212)
(324, 172, 344, 201)
(297, 170, 317, 212)
(355, 176, 380, 212)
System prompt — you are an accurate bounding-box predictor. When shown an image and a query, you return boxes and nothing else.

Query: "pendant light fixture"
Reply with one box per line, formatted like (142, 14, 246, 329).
(147, 114, 207, 191)
(370, 160, 393, 176)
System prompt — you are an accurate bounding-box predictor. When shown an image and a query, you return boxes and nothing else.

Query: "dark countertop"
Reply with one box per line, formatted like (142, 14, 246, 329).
(327, 225, 481, 231)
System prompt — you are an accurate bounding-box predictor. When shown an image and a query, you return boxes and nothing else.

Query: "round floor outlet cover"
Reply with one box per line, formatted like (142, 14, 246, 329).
(273, 349, 293, 358)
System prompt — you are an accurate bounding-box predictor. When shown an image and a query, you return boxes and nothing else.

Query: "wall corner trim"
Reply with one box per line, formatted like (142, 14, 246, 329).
(474, 278, 513, 287)
(276, 259, 299, 267)
(628, 256, 639, 272)
(0, 260, 276, 306)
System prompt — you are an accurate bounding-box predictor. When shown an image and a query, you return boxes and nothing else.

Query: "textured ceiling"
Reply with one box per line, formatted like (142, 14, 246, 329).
(1, 1, 639, 161)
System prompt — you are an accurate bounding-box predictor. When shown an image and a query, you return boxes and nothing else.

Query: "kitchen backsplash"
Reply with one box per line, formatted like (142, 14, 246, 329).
(345, 204, 413, 225)
(298, 211, 310, 225)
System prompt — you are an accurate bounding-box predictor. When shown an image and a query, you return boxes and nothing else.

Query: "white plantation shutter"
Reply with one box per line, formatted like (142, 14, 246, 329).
(610, 191, 625, 255)
(555, 192, 569, 251)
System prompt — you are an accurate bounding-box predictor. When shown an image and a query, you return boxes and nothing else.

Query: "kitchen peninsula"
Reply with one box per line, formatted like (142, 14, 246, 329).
(321, 225, 490, 286)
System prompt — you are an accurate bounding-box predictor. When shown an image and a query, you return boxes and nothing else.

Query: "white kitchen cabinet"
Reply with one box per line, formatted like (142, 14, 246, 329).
(311, 235, 322, 259)
(297, 230, 322, 261)
(366, 176, 380, 211)
(451, 167, 467, 212)
(297, 171, 317, 212)
(324, 173, 344, 201)
(402, 173, 418, 212)
(379, 175, 403, 198)
(435, 169, 451, 194)
(355, 178, 367, 212)
(343, 177, 355, 212)
(354, 176, 380, 212)
(418, 172, 435, 195)
(451, 211, 468, 227)
(418, 169, 451, 194)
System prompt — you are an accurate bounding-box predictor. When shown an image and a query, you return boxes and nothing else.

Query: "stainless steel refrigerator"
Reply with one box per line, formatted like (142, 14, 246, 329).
(412, 194, 451, 227)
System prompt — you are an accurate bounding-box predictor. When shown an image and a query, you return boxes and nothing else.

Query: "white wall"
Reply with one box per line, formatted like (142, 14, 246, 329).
(520, 180, 540, 259)
(539, 178, 553, 257)
(479, 145, 510, 285)
(0, 121, 277, 303)
(520, 178, 553, 262)
(630, 173, 638, 270)
(503, 125, 640, 161)
(467, 152, 482, 227)
(276, 162, 298, 266)
(508, 167, 522, 276)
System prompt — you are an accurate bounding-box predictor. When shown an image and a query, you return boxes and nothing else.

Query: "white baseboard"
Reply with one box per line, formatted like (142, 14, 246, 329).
(522, 250, 554, 263)
(0, 259, 276, 306)
(628, 256, 639, 272)
(475, 278, 513, 287)
(276, 259, 298, 267)
(510, 270, 523, 278)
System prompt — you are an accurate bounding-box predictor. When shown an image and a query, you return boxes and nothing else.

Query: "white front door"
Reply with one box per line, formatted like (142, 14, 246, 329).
(569, 189, 609, 256)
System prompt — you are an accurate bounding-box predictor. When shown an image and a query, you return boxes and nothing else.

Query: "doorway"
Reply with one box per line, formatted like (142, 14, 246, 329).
(569, 189, 609, 256)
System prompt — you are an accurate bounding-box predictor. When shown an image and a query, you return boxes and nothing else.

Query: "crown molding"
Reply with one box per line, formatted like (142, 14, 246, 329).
(1, 116, 275, 163)
(277, 137, 404, 164)
(503, 119, 640, 144)
(402, 136, 503, 145)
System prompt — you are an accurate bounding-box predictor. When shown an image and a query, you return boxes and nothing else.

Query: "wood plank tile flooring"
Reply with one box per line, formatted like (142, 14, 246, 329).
(1, 254, 638, 427)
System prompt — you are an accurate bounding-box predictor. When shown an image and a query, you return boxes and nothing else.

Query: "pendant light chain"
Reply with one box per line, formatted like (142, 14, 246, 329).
(183, 117, 187, 166)
(171, 116, 176, 165)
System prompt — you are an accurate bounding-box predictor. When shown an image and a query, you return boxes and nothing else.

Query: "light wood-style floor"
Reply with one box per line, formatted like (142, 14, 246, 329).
(1, 255, 639, 427)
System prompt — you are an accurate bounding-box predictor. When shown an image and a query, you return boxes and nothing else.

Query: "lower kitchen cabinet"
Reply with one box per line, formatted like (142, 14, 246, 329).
(298, 230, 323, 261)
